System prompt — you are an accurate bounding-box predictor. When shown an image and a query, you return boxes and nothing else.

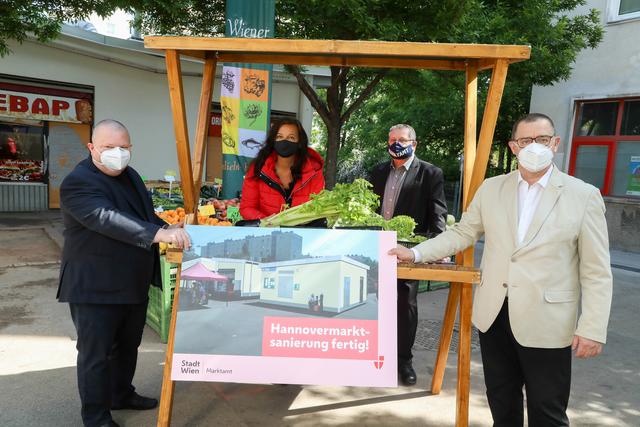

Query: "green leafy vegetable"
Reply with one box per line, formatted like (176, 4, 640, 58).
(260, 178, 424, 241)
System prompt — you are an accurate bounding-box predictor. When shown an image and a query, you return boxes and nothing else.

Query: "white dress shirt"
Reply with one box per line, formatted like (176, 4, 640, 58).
(411, 165, 554, 263)
(516, 165, 553, 244)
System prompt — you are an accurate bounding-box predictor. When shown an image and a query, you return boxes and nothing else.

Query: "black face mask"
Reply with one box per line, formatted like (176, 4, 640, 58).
(274, 139, 299, 158)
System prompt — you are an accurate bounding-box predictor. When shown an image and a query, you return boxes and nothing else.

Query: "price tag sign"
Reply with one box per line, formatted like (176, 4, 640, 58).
(226, 206, 242, 224)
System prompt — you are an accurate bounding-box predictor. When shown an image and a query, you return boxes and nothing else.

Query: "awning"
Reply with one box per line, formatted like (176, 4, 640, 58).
(181, 262, 229, 281)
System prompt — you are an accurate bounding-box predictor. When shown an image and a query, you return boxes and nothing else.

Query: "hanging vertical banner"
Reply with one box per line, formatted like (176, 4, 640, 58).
(222, 0, 275, 199)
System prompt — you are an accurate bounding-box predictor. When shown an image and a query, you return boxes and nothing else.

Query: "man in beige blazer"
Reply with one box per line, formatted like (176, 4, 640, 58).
(391, 113, 612, 426)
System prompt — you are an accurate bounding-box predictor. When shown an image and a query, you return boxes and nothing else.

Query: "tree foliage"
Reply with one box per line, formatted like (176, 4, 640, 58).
(342, 0, 603, 181)
(0, 1, 128, 56)
(132, 0, 471, 188)
(2, 0, 603, 188)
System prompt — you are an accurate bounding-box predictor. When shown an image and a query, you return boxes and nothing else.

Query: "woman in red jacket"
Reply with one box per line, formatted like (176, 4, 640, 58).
(240, 118, 325, 220)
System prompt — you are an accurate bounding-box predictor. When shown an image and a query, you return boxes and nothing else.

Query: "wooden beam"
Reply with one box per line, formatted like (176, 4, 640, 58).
(431, 282, 461, 394)
(178, 49, 207, 60)
(165, 50, 197, 217)
(397, 264, 481, 284)
(463, 62, 478, 209)
(216, 53, 466, 70)
(145, 37, 531, 62)
(192, 57, 217, 202)
(456, 282, 474, 427)
(467, 59, 509, 203)
(477, 58, 496, 71)
(156, 249, 183, 427)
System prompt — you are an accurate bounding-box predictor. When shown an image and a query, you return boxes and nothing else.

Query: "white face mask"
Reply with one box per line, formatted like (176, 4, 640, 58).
(517, 142, 553, 173)
(98, 147, 131, 171)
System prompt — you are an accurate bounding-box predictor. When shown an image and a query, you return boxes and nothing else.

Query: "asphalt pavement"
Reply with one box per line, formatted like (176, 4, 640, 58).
(1, 211, 638, 426)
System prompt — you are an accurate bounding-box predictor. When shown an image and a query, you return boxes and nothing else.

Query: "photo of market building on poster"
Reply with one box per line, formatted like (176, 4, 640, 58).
(173, 227, 385, 358)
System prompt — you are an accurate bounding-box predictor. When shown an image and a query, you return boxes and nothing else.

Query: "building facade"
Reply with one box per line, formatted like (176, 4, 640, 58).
(529, 0, 640, 251)
(0, 25, 328, 211)
(202, 230, 303, 262)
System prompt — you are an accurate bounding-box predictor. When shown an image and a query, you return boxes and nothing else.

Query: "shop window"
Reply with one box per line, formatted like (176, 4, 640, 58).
(608, 0, 640, 22)
(574, 145, 609, 190)
(621, 100, 640, 135)
(571, 98, 640, 198)
(576, 102, 618, 136)
(0, 121, 46, 182)
(611, 141, 640, 196)
(263, 277, 275, 289)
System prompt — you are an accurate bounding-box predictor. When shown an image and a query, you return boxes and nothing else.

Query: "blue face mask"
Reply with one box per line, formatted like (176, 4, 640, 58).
(388, 141, 414, 159)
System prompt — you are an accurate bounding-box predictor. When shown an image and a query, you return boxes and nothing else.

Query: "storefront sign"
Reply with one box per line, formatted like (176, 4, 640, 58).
(209, 112, 222, 137)
(221, 0, 275, 199)
(171, 227, 397, 387)
(0, 89, 92, 124)
(627, 156, 640, 196)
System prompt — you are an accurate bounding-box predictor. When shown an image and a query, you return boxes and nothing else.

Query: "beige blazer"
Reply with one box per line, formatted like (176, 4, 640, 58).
(413, 167, 612, 348)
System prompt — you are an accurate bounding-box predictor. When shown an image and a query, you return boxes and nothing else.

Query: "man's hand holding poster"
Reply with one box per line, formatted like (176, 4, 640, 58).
(171, 227, 397, 387)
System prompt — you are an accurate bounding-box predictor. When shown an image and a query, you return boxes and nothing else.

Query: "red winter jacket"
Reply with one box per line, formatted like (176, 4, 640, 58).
(240, 148, 325, 220)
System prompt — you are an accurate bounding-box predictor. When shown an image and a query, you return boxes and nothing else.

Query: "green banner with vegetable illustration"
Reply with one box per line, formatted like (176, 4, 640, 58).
(221, 0, 275, 199)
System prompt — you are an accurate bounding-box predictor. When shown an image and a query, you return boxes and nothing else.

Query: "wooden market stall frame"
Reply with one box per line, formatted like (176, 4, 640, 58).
(144, 36, 530, 427)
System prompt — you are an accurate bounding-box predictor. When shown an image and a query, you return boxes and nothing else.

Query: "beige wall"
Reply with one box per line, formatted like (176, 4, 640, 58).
(241, 262, 261, 296)
(529, 0, 640, 171)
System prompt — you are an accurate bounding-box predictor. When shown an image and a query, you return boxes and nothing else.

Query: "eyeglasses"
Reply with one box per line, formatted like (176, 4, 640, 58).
(388, 138, 415, 145)
(511, 135, 554, 148)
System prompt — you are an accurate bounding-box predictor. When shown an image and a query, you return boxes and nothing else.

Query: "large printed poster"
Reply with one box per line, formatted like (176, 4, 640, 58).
(171, 227, 398, 387)
(626, 156, 640, 196)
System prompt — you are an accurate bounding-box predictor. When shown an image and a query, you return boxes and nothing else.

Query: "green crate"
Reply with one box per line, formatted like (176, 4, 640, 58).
(418, 280, 450, 293)
(146, 256, 177, 343)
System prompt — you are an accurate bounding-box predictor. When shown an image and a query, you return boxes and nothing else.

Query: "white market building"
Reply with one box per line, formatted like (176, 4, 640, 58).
(259, 256, 370, 314)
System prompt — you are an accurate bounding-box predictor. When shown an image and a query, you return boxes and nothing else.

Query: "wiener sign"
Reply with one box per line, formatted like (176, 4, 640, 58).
(0, 89, 93, 124)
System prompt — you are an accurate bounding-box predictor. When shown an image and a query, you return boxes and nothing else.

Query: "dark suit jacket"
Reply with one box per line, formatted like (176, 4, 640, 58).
(369, 156, 447, 237)
(57, 157, 165, 304)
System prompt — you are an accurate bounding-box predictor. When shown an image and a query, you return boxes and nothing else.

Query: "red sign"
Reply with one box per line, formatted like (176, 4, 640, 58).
(0, 89, 92, 124)
(209, 113, 222, 137)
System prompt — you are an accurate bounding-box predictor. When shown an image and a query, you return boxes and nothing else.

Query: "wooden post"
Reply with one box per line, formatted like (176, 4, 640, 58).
(430, 281, 460, 394)
(456, 281, 473, 426)
(455, 59, 508, 427)
(431, 61, 478, 396)
(165, 50, 197, 218)
(463, 62, 478, 208)
(192, 56, 217, 203)
(468, 59, 509, 202)
(156, 248, 184, 427)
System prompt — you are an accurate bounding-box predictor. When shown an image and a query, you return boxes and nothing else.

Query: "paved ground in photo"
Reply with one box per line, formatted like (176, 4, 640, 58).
(1, 211, 639, 426)
(175, 294, 378, 355)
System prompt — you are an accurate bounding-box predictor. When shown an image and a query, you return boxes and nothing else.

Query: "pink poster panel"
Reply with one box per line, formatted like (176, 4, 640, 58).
(171, 227, 397, 387)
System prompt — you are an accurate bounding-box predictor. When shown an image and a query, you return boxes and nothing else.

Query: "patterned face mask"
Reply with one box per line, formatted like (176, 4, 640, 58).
(388, 141, 414, 159)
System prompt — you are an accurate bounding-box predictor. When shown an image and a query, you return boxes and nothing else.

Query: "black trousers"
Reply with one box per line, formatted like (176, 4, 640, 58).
(69, 302, 148, 427)
(397, 280, 418, 367)
(479, 299, 571, 427)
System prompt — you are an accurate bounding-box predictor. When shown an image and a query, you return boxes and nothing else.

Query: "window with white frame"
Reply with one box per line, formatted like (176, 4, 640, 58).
(608, 0, 640, 23)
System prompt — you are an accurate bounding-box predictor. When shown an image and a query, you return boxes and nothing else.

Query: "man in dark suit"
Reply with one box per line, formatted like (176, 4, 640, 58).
(58, 119, 191, 427)
(369, 123, 447, 385)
